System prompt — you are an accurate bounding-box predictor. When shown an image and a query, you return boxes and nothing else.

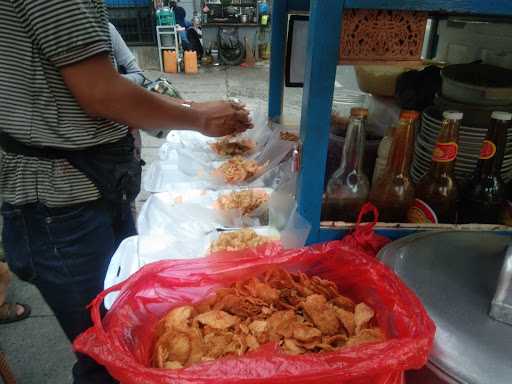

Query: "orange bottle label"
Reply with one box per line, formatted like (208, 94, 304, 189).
(407, 199, 438, 224)
(479, 140, 496, 160)
(432, 142, 458, 162)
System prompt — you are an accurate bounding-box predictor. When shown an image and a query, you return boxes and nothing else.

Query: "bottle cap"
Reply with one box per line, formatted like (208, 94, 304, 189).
(491, 111, 512, 121)
(443, 110, 463, 121)
(399, 110, 420, 121)
(350, 107, 369, 118)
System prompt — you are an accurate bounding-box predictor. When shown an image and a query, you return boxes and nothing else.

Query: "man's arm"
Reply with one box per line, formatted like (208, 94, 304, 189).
(60, 54, 251, 136)
(13, 0, 249, 137)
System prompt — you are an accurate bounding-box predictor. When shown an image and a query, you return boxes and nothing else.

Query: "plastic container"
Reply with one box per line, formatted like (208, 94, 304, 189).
(163, 50, 177, 73)
(185, 51, 199, 74)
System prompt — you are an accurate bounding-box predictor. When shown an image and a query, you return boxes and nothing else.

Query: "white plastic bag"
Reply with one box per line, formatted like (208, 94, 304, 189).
(143, 160, 211, 193)
(137, 200, 226, 236)
(103, 233, 209, 309)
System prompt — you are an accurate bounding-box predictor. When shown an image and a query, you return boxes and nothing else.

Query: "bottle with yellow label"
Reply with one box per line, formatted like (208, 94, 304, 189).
(459, 111, 511, 224)
(407, 111, 462, 224)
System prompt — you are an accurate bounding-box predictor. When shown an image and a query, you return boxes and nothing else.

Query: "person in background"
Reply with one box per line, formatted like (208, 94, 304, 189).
(109, 22, 145, 220)
(109, 23, 145, 86)
(0, 1, 251, 384)
(169, 0, 186, 27)
(169, 0, 192, 49)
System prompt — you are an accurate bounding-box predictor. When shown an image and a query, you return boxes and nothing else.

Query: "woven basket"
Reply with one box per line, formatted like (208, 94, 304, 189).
(339, 9, 428, 64)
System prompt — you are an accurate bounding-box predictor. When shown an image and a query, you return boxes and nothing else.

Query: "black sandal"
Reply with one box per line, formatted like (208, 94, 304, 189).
(0, 302, 31, 324)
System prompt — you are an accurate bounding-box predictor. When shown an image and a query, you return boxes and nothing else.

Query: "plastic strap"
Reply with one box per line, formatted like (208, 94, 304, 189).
(88, 280, 128, 336)
(353, 202, 379, 244)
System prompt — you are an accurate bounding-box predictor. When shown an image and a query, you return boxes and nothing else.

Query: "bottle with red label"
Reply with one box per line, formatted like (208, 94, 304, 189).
(459, 111, 511, 224)
(407, 111, 462, 224)
(369, 110, 418, 222)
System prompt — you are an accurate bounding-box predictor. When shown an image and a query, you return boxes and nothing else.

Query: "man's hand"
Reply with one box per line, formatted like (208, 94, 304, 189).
(60, 54, 254, 134)
(192, 101, 253, 137)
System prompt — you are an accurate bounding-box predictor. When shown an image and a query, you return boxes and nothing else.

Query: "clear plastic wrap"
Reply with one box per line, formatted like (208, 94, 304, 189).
(137, 187, 274, 231)
(177, 128, 295, 187)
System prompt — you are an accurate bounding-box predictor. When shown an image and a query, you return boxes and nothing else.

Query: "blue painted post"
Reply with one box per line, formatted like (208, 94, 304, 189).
(296, 0, 345, 244)
(344, 0, 512, 16)
(268, 0, 288, 120)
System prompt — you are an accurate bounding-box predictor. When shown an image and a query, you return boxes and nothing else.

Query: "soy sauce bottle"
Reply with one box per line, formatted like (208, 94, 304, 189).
(460, 111, 511, 224)
(408, 111, 462, 224)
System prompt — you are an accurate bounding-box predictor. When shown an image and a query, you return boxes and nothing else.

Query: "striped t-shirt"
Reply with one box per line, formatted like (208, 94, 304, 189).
(0, 0, 128, 207)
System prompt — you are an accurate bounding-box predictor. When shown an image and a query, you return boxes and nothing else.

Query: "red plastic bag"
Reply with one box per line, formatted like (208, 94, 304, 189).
(74, 214, 435, 384)
(339, 202, 391, 256)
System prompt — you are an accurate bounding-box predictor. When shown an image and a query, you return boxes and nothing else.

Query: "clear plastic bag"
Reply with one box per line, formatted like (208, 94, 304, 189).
(160, 103, 272, 161)
(177, 128, 294, 187)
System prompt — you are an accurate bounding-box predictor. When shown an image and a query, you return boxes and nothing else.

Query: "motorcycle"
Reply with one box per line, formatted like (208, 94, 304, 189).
(217, 27, 245, 66)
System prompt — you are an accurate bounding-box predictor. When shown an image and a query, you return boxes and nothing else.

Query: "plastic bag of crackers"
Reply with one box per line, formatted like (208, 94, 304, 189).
(75, 215, 435, 384)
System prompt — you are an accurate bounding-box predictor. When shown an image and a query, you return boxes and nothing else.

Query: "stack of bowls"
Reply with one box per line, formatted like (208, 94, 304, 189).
(411, 106, 512, 183)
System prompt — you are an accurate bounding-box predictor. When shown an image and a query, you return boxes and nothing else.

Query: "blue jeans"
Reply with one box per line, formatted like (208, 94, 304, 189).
(1, 200, 136, 384)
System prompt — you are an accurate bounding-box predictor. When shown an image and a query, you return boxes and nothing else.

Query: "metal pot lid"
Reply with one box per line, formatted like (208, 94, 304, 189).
(378, 231, 512, 384)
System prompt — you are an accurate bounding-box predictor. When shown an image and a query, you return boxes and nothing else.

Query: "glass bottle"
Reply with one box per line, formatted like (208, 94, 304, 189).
(408, 110, 462, 224)
(460, 111, 511, 224)
(370, 110, 418, 222)
(323, 108, 369, 222)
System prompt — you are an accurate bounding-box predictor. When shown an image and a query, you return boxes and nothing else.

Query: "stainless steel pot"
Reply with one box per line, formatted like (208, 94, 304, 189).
(378, 231, 512, 384)
(441, 63, 512, 106)
(240, 14, 248, 23)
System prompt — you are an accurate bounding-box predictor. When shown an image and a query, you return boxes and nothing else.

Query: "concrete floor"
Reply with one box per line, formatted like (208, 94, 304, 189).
(0, 63, 308, 384)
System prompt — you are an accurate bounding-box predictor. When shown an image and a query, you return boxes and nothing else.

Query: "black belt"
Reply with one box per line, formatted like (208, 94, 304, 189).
(0, 131, 141, 206)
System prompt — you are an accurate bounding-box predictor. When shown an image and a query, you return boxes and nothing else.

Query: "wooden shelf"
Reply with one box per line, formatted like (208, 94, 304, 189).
(269, 0, 512, 244)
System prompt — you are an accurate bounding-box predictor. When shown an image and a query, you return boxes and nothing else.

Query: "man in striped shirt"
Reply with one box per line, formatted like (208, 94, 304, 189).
(0, 1, 251, 383)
